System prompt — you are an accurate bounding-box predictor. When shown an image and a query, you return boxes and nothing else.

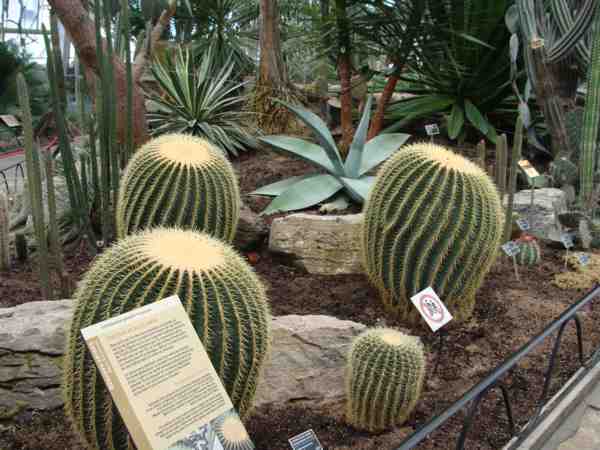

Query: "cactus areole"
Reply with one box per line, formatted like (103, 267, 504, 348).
(63, 228, 271, 450)
(116, 134, 240, 242)
(362, 142, 504, 323)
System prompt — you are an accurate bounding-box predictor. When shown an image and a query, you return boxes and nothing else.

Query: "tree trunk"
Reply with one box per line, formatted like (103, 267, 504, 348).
(318, 0, 330, 118)
(335, 0, 353, 153)
(368, 74, 398, 140)
(258, 0, 288, 88)
(46, 0, 173, 150)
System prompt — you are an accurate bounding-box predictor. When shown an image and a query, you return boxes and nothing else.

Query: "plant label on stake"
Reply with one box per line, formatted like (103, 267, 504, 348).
(516, 218, 530, 232)
(289, 429, 323, 450)
(561, 232, 575, 268)
(502, 240, 521, 281)
(578, 253, 590, 267)
(425, 124, 440, 143)
(410, 287, 453, 332)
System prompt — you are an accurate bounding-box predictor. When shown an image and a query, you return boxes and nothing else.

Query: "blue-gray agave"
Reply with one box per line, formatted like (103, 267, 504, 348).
(252, 96, 410, 215)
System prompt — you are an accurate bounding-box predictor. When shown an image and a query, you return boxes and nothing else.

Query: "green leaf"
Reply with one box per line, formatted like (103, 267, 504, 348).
(448, 104, 464, 140)
(261, 174, 344, 216)
(345, 95, 374, 177)
(340, 176, 376, 203)
(276, 100, 345, 175)
(259, 136, 336, 173)
(465, 100, 489, 135)
(360, 133, 410, 176)
(250, 175, 314, 197)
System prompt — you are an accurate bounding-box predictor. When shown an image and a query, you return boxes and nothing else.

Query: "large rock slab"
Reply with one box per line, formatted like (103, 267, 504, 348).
(504, 188, 567, 242)
(269, 213, 364, 275)
(234, 202, 268, 250)
(0, 301, 364, 417)
(255, 314, 365, 408)
(0, 300, 73, 415)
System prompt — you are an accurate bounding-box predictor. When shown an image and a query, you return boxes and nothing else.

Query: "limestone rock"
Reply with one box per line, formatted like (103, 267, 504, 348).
(504, 188, 567, 242)
(255, 314, 365, 407)
(234, 202, 268, 250)
(269, 213, 364, 275)
(0, 300, 73, 415)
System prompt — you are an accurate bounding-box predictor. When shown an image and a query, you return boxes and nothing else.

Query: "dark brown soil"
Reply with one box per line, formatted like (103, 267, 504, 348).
(1, 149, 598, 450)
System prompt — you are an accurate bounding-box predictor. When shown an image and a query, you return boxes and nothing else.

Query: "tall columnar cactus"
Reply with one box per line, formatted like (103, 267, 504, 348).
(362, 142, 504, 322)
(63, 228, 271, 450)
(345, 328, 425, 432)
(495, 133, 508, 196)
(0, 193, 9, 270)
(504, 116, 523, 242)
(17, 73, 52, 299)
(213, 411, 255, 450)
(515, 235, 542, 266)
(116, 134, 240, 241)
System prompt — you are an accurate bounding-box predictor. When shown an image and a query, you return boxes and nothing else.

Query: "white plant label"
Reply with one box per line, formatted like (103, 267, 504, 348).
(516, 218, 530, 231)
(410, 287, 453, 332)
(289, 429, 323, 450)
(561, 233, 574, 249)
(425, 124, 440, 136)
(578, 253, 591, 267)
(502, 241, 521, 257)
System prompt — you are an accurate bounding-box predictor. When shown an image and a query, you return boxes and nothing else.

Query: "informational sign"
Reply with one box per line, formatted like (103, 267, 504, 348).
(82, 296, 254, 450)
(561, 233, 575, 249)
(425, 124, 440, 136)
(578, 253, 591, 267)
(0, 114, 20, 128)
(410, 287, 453, 332)
(502, 241, 521, 257)
(516, 218, 530, 231)
(518, 159, 540, 178)
(289, 429, 323, 450)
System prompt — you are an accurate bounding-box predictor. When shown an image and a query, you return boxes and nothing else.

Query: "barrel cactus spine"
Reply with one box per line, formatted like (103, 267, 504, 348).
(362, 142, 504, 323)
(213, 410, 255, 450)
(116, 134, 240, 242)
(63, 228, 271, 450)
(515, 235, 541, 267)
(345, 328, 425, 432)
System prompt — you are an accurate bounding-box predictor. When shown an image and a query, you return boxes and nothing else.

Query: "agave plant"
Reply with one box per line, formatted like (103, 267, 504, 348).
(251, 96, 410, 215)
(147, 47, 257, 156)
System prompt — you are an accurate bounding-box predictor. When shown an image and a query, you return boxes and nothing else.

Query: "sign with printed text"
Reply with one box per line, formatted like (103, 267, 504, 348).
(516, 218, 530, 231)
(0, 114, 20, 128)
(578, 253, 591, 267)
(502, 241, 521, 257)
(289, 429, 323, 450)
(425, 124, 440, 136)
(410, 287, 453, 332)
(561, 233, 575, 249)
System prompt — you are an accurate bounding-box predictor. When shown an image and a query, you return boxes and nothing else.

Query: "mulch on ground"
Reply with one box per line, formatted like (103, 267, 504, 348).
(1, 148, 598, 450)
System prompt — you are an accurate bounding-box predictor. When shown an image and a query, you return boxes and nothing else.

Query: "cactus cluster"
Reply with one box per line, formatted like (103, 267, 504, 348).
(116, 134, 240, 241)
(345, 328, 425, 432)
(0, 192, 9, 270)
(63, 228, 271, 450)
(362, 142, 504, 323)
(515, 235, 542, 266)
(213, 410, 255, 450)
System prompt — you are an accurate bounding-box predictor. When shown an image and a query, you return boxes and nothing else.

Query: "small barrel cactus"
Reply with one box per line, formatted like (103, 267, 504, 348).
(345, 328, 425, 432)
(515, 235, 541, 266)
(362, 142, 504, 323)
(213, 410, 255, 450)
(63, 228, 271, 450)
(116, 134, 240, 242)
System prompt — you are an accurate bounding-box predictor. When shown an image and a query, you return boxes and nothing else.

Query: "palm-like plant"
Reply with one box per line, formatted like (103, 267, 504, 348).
(385, 0, 514, 143)
(251, 96, 410, 215)
(147, 47, 257, 156)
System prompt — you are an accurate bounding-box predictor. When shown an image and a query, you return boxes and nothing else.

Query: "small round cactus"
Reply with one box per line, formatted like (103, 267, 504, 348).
(345, 328, 425, 432)
(362, 142, 504, 323)
(116, 134, 240, 241)
(63, 228, 271, 450)
(515, 235, 541, 266)
(213, 410, 255, 450)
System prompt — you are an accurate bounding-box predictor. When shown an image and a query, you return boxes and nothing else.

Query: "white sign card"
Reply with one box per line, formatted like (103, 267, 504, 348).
(516, 218, 530, 231)
(82, 295, 254, 450)
(578, 253, 591, 267)
(561, 233, 575, 249)
(502, 241, 521, 257)
(425, 124, 440, 136)
(410, 287, 453, 332)
(289, 429, 323, 450)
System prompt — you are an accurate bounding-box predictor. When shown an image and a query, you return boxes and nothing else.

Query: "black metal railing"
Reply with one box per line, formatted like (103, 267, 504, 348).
(0, 159, 26, 196)
(396, 284, 600, 450)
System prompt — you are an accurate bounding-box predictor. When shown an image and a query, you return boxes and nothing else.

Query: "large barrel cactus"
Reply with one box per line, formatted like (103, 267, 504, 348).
(345, 328, 425, 432)
(116, 134, 240, 242)
(63, 228, 271, 450)
(213, 410, 255, 450)
(362, 142, 504, 322)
